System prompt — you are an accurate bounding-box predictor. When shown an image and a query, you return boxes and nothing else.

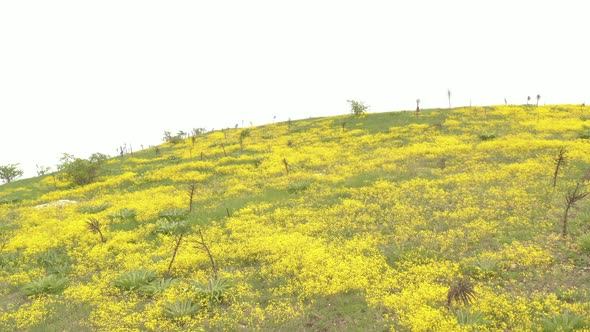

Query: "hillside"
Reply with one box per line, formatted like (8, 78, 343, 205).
(1, 105, 590, 331)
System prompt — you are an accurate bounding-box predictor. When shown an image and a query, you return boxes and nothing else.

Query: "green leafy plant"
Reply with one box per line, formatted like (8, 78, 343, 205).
(158, 209, 190, 222)
(36, 248, 70, 276)
(455, 309, 489, 327)
(113, 268, 157, 291)
(137, 278, 176, 297)
(192, 277, 231, 303)
(471, 256, 499, 279)
(162, 299, 200, 319)
(541, 310, 587, 331)
(108, 208, 137, 221)
(78, 203, 110, 214)
(23, 274, 68, 296)
(154, 219, 190, 236)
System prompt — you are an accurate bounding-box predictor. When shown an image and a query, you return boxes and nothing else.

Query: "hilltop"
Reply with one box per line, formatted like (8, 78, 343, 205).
(1, 105, 590, 331)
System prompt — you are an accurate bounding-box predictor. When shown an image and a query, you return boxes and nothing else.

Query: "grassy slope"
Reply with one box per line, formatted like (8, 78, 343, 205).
(1, 105, 590, 331)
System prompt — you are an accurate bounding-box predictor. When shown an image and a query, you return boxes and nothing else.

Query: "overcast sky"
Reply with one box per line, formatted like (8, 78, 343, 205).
(1, 1, 589, 179)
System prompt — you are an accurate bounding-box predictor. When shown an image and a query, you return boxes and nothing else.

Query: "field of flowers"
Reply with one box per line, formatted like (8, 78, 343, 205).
(1, 105, 590, 331)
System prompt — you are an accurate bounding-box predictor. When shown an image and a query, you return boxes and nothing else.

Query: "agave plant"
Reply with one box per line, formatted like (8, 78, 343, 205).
(78, 203, 110, 214)
(113, 268, 157, 291)
(192, 277, 231, 303)
(455, 309, 489, 327)
(162, 299, 200, 319)
(158, 209, 189, 222)
(108, 208, 137, 221)
(136, 278, 176, 297)
(154, 219, 190, 236)
(23, 274, 68, 296)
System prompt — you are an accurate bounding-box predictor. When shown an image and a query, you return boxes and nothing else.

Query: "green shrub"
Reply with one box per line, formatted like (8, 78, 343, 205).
(23, 275, 68, 296)
(347, 100, 369, 116)
(162, 299, 200, 319)
(57, 153, 108, 186)
(113, 268, 157, 291)
(163, 131, 184, 144)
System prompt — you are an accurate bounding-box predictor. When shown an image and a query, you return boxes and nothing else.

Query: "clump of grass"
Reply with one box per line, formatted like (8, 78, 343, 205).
(162, 299, 200, 319)
(23, 274, 68, 296)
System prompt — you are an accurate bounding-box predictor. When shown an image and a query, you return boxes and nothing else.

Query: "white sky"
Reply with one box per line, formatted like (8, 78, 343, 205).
(1, 1, 589, 179)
